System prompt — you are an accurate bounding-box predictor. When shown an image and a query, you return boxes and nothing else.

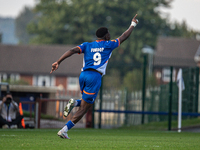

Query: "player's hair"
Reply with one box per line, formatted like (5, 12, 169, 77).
(96, 27, 108, 38)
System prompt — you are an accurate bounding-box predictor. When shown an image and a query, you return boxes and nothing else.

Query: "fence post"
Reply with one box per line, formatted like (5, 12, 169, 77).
(35, 99, 39, 129)
(35, 98, 41, 129)
(124, 88, 128, 125)
(142, 54, 147, 124)
(92, 103, 95, 128)
(168, 66, 173, 131)
(195, 67, 199, 113)
(98, 77, 103, 129)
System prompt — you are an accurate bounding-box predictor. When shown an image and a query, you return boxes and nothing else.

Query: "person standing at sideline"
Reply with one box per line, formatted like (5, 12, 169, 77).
(50, 14, 139, 139)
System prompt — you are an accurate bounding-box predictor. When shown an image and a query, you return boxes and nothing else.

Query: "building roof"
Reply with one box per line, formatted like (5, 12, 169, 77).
(154, 37, 200, 68)
(0, 44, 83, 76)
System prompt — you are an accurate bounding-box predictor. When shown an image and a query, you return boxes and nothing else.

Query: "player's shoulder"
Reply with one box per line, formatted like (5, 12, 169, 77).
(110, 38, 119, 43)
(104, 38, 119, 45)
(81, 41, 97, 46)
(80, 42, 89, 46)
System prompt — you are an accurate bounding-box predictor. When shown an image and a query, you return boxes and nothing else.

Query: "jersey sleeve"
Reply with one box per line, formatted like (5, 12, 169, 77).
(77, 42, 88, 54)
(109, 38, 120, 49)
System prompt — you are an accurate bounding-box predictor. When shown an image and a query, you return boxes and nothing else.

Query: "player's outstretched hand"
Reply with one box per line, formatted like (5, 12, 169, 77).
(132, 14, 139, 24)
(50, 62, 59, 74)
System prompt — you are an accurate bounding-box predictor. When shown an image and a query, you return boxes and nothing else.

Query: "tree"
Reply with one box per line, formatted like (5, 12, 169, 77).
(103, 69, 121, 90)
(27, 0, 172, 72)
(123, 69, 143, 91)
(26, 0, 199, 90)
(160, 20, 199, 38)
(15, 7, 36, 44)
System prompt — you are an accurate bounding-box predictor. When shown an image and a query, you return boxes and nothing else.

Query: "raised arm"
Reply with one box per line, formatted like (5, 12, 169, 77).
(118, 14, 139, 44)
(50, 47, 80, 74)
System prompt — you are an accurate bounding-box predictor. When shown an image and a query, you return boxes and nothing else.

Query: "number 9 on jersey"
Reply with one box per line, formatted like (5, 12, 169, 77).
(93, 52, 101, 65)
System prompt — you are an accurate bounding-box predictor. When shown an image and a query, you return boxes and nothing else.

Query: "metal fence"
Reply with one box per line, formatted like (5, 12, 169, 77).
(94, 67, 200, 128)
(34, 99, 86, 129)
(19, 67, 199, 129)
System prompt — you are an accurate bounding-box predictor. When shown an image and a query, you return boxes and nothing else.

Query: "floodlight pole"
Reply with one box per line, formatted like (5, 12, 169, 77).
(141, 45, 154, 124)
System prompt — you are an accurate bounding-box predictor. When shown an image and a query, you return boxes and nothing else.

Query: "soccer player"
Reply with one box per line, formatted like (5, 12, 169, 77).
(50, 14, 139, 139)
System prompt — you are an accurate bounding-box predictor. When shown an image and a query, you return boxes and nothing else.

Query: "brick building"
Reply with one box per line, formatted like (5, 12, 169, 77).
(153, 37, 200, 84)
(0, 44, 83, 98)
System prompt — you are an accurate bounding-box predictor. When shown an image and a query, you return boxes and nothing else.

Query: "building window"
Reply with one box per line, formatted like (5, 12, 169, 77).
(162, 68, 176, 82)
(0, 73, 7, 82)
(33, 75, 55, 87)
(10, 74, 20, 82)
(67, 77, 79, 91)
(0, 73, 20, 82)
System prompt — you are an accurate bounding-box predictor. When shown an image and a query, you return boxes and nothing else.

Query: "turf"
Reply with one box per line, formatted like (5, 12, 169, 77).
(0, 129, 200, 150)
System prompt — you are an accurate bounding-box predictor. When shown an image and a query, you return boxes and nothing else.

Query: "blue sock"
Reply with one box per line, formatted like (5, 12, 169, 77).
(65, 120, 75, 130)
(76, 100, 81, 106)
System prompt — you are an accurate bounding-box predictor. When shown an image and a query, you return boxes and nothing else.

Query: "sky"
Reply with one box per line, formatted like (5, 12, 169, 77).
(0, 0, 200, 31)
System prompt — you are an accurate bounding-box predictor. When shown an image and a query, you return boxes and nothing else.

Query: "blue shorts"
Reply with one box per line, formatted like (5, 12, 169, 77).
(79, 70, 102, 104)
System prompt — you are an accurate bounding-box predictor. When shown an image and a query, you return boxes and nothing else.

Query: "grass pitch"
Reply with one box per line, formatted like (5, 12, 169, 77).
(0, 128, 200, 150)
